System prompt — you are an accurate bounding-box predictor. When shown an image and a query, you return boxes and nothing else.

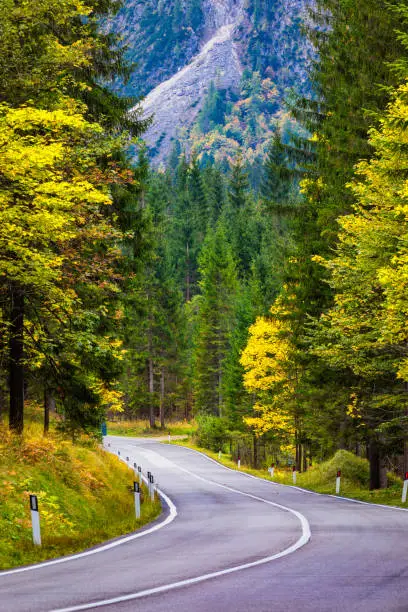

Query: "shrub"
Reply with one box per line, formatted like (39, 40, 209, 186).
(195, 415, 230, 451)
(319, 450, 369, 487)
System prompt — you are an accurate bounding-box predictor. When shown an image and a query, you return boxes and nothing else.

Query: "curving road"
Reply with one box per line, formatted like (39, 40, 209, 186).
(1, 436, 408, 611)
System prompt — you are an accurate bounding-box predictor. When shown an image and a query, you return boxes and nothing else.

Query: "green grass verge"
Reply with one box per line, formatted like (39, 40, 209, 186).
(0, 424, 161, 570)
(107, 419, 196, 438)
(169, 439, 408, 509)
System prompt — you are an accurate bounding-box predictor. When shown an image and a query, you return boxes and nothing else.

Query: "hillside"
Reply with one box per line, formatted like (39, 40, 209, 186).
(0, 425, 160, 569)
(111, 0, 312, 164)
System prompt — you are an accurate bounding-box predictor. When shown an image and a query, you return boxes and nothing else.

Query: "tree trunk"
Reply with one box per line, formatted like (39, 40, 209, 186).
(369, 439, 381, 490)
(9, 286, 24, 433)
(302, 445, 307, 472)
(186, 243, 190, 302)
(253, 435, 258, 469)
(160, 367, 165, 429)
(404, 440, 408, 477)
(149, 357, 155, 428)
(44, 385, 50, 434)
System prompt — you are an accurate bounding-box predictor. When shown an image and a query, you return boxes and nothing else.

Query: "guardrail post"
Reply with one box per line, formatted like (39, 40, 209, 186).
(402, 472, 408, 503)
(30, 495, 41, 546)
(134, 482, 141, 519)
(336, 470, 341, 495)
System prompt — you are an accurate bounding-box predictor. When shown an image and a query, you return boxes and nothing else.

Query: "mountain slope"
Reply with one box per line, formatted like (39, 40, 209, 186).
(142, 1, 244, 163)
(111, 0, 312, 164)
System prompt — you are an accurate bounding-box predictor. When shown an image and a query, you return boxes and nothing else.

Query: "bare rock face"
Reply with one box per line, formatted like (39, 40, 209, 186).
(129, 0, 312, 165)
(139, 0, 244, 165)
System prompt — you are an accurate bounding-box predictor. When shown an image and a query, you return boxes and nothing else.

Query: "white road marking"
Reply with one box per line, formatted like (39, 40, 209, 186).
(0, 483, 177, 577)
(178, 444, 408, 511)
(49, 445, 311, 612)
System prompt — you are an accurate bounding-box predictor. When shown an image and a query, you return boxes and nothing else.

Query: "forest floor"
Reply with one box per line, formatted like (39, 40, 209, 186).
(169, 439, 408, 510)
(107, 419, 197, 438)
(0, 415, 161, 570)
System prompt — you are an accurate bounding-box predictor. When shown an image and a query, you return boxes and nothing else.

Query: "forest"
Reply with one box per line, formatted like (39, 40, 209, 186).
(2, 0, 408, 493)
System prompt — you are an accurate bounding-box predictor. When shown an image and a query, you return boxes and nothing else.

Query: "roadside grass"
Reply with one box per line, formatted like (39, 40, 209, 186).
(170, 439, 408, 509)
(107, 419, 196, 438)
(0, 421, 161, 570)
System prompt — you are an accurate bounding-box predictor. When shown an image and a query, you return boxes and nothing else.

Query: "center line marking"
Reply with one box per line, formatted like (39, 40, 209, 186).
(49, 445, 311, 612)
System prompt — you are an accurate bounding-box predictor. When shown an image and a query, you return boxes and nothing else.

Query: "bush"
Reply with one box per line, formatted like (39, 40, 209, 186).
(318, 450, 369, 487)
(195, 415, 230, 451)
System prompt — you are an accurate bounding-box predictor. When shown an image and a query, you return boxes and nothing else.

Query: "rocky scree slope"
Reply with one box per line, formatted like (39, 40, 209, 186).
(111, 0, 312, 164)
(141, 0, 245, 164)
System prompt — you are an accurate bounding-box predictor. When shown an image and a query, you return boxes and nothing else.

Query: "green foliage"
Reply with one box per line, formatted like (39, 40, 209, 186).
(195, 415, 229, 451)
(192, 224, 238, 415)
(319, 450, 370, 487)
(0, 424, 160, 569)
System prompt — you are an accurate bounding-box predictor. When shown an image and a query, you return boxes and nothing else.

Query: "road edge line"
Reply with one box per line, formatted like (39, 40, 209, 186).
(0, 486, 177, 577)
(49, 452, 311, 612)
(172, 443, 408, 513)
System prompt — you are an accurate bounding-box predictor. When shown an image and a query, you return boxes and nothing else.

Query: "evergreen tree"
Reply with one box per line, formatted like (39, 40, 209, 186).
(192, 224, 238, 415)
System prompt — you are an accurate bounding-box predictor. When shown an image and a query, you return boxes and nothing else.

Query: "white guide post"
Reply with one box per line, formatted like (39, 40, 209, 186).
(150, 475, 155, 501)
(218, 450, 221, 460)
(336, 470, 341, 495)
(147, 472, 152, 497)
(30, 495, 41, 546)
(168, 432, 171, 443)
(402, 472, 408, 503)
(268, 464, 275, 478)
(292, 467, 297, 485)
(134, 482, 141, 519)
(237, 455, 241, 469)
(138, 465, 142, 483)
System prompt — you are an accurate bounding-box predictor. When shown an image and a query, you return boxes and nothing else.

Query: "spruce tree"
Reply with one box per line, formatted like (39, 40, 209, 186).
(192, 224, 238, 415)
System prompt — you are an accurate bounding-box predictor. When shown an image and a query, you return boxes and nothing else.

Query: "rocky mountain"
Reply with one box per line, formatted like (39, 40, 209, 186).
(111, 0, 313, 165)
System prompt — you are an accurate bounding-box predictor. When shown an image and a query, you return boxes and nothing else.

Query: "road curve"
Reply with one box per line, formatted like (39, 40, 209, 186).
(1, 436, 408, 611)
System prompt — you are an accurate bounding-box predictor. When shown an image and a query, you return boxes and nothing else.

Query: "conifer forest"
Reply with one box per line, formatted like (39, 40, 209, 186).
(3, 0, 408, 493)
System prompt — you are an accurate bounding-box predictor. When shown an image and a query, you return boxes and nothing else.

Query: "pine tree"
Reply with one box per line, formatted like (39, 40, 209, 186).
(192, 224, 238, 415)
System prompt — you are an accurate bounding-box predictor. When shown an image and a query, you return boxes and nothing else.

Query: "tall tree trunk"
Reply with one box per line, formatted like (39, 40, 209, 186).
(160, 367, 165, 429)
(148, 357, 155, 428)
(9, 286, 24, 433)
(44, 385, 50, 434)
(253, 434, 258, 469)
(403, 399, 408, 476)
(404, 440, 408, 477)
(369, 438, 381, 490)
(186, 242, 190, 302)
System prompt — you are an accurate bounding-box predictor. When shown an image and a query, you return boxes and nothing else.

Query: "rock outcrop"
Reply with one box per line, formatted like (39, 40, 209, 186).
(139, 0, 244, 165)
(120, 0, 312, 164)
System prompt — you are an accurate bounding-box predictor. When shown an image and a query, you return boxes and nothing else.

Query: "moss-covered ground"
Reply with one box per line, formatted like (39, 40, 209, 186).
(0, 422, 161, 570)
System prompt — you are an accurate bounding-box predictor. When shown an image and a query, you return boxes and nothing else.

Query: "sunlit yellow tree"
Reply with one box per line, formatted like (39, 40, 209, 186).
(0, 102, 126, 431)
(240, 292, 301, 462)
(314, 80, 408, 486)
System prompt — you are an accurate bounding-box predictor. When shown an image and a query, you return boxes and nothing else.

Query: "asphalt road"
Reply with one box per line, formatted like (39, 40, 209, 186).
(1, 436, 408, 612)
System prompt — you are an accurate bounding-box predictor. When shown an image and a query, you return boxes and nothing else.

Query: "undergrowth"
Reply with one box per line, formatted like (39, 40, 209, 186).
(171, 440, 408, 508)
(107, 419, 196, 438)
(0, 422, 161, 570)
